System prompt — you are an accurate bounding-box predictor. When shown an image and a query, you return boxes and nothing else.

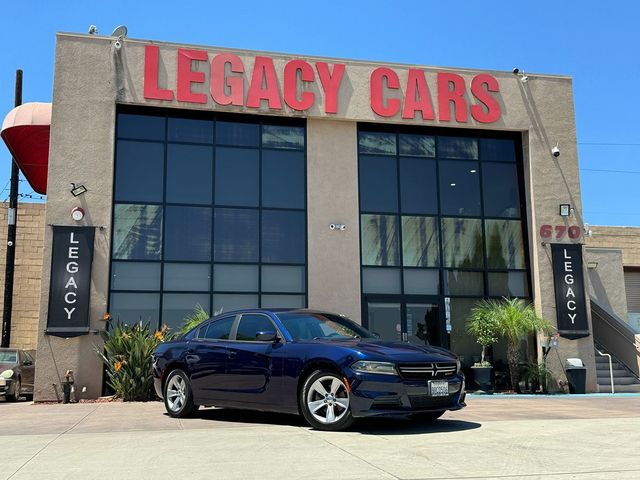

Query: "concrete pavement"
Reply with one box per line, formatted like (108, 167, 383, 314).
(1, 395, 639, 479)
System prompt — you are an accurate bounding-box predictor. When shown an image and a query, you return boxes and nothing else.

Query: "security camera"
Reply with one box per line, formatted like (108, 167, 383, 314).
(88, 25, 98, 35)
(552, 145, 560, 157)
(512, 68, 519, 74)
(114, 39, 122, 50)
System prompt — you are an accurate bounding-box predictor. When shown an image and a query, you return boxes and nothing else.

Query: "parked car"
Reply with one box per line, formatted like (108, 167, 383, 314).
(0, 348, 35, 401)
(153, 309, 466, 430)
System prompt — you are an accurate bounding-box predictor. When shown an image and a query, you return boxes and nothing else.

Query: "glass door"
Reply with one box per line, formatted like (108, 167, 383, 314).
(364, 296, 446, 348)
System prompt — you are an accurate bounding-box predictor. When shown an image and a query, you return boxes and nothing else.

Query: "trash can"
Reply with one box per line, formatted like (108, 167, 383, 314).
(565, 358, 587, 394)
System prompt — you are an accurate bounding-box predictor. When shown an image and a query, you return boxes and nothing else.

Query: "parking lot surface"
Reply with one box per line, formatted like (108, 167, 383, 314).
(1, 395, 639, 479)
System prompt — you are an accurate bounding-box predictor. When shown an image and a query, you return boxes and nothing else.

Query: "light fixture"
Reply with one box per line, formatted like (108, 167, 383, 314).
(559, 204, 571, 217)
(469, 169, 477, 173)
(70, 183, 87, 197)
(71, 207, 85, 221)
(88, 25, 98, 35)
(450, 183, 456, 187)
(587, 261, 598, 270)
(111, 25, 128, 50)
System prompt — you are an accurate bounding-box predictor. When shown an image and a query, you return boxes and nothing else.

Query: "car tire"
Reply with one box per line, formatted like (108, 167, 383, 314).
(163, 369, 198, 418)
(300, 370, 355, 431)
(7, 378, 20, 402)
(411, 411, 445, 423)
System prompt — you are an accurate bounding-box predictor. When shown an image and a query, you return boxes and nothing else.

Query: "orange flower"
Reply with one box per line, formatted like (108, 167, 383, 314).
(102, 312, 111, 321)
(154, 331, 164, 341)
(121, 332, 130, 340)
(114, 361, 123, 372)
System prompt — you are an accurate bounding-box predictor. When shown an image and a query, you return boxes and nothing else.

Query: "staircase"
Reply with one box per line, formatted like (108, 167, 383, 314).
(595, 346, 640, 393)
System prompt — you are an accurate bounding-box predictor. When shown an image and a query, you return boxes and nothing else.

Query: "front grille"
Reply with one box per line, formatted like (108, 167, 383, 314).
(408, 395, 452, 409)
(398, 362, 457, 381)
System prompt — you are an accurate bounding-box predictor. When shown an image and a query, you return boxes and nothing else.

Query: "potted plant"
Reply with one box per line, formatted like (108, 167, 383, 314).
(471, 298, 552, 393)
(467, 299, 502, 393)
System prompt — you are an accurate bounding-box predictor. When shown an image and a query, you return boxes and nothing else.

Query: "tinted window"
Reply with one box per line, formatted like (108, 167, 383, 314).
(203, 317, 235, 339)
(235, 314, 276, 341)
(441, 217, 484, 268)
(111, 262, 161, 291)
(401, 216, 439, 267)
(164, 206, 212, 261)
(166, 144, 213, 204)
(262, 125, 304, 149)
(485, 219, 526, 269)
(399, 134, 435, 157)
(168, 117, 214, 144)
(480, 138, 516, 162)
(109, 292, 160, 325)
(359, 155, 398, 213)
(162, 293, 210, 331)
(215, 147, 259, 207)
(438, 161, 481, 216)
(115, 141, 164, 203)
(399, 158, 438, 214)
(438, 137, 478, 159)
(214, 208, 259, 262)
(262, 150, 305, 208)
(482, 162, 521, 218)
(261, 210, 305, 263)
(112, 205, 162, 260)
(359, 132, 396, 155)
(216, 121, 259, 147)
(361, 215, 399, 266)
(117, 113, 165, 141)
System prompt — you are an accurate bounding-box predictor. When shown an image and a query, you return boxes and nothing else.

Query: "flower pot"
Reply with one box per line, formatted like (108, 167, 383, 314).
(471, 365, 494, 393)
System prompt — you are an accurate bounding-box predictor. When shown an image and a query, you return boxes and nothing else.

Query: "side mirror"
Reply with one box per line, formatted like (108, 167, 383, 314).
(23, 360, 33, 366)
(256, 331, 279, 342)
(372, 332, 381, 339)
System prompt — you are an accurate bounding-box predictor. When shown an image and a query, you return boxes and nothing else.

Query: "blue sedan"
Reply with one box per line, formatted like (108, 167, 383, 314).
(153, 309, 466, 430)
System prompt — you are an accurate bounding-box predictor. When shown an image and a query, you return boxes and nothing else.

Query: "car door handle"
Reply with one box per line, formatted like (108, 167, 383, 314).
(227, 351, 237, 359)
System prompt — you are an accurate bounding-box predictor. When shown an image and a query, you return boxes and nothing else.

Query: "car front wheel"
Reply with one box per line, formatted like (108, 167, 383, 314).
(163, 370, 198, 418)
(6, 378, 20, 402)
(300, 370, 355, 431)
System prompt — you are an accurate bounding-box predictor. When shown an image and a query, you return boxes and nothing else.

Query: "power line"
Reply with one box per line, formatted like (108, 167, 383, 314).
(579, 142, 640, 146)
(580, 168, 640, 174)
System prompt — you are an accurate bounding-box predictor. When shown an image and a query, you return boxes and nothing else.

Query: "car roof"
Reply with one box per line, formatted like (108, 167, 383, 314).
(210, 308, 341, 319)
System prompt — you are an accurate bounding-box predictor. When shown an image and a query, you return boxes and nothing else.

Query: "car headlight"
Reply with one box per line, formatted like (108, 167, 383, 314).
(456, 358, 462, 374)
(351, 361, 397, 375)
(0, 369, 14, 379)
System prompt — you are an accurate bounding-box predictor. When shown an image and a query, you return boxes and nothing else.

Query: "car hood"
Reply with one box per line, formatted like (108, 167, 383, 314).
(0, 361, 17, 372)
(303, 339, 457, 362)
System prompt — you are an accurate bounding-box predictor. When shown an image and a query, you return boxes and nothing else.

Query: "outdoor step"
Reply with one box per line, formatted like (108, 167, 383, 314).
(598, 384, 640, 393)
(597, 376, 640, 386)
(596, 368, 635, 377)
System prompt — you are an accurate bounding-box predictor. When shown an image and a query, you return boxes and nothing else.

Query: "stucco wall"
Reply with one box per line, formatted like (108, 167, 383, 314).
(585, 248, 628, 319)
(33, 32, 597, 398)
(587, 226, 640, 267)
(0, 202, 46, 351)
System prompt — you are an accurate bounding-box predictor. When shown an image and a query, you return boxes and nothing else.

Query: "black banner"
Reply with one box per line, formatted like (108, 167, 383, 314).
(46, 226, 95, 336)
(551, 243, 590, 339)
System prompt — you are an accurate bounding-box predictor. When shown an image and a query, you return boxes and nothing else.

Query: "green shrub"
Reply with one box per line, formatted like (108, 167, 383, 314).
(97, 319, 165, 401)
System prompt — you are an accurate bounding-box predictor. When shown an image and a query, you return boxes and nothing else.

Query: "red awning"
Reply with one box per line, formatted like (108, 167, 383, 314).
(1, 102, 52, 195)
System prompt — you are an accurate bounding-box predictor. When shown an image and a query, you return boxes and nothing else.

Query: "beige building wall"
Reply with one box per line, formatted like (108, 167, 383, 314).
(0, 202, 46, 352)
(587, 226, 640, 267)
(33, 32, 598, 399)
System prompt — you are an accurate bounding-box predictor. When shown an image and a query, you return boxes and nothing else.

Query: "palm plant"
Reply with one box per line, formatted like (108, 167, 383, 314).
(467, 299, 502, 366)
(470, 298, 552, 392)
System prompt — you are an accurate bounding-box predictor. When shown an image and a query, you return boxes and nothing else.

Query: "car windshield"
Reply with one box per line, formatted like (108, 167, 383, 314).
(0, 351, 17, 363)
(278, 312, 374, 341)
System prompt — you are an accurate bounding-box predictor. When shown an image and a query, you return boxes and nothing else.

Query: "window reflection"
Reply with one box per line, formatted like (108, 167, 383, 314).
(485, 219, 526, 269)
(113, 204, 162, 260)
(361, 215, 399, 266)
(438, 137, 478, 159)
(441, 217, 483, 268)
(402, 216, 439, 267)
(359, 132, 396, 155)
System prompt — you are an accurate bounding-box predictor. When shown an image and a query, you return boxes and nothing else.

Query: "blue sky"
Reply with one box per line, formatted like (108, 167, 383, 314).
(1, 1, 639, 226)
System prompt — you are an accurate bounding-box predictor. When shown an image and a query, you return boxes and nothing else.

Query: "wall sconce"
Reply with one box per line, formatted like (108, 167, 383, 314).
(587, 262, 598, 270)
(559, 204, 572, 217)
(70, 183, 87, 197)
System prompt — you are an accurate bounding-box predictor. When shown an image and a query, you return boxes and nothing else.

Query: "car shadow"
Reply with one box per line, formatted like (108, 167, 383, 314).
(187, 408, 481, 434)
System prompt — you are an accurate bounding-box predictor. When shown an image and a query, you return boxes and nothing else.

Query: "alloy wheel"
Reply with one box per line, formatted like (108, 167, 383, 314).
(306, 376, 349, 425)
(166, 374, 187, 413)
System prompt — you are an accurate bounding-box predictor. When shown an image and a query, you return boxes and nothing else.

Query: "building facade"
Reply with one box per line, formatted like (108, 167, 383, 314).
(13, 33, 607, 400)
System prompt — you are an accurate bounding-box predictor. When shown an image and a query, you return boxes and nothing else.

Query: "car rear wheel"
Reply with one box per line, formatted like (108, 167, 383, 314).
(163, 370, 198, 418)
(7, 378, 20, 402)
(300, 370, 355, 431)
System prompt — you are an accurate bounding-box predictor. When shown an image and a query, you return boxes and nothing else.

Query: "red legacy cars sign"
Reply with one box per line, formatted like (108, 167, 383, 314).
(143, 45, 501, 123)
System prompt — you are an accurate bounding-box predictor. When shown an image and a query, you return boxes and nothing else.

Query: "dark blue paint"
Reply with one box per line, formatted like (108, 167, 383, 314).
(153, 309, 466, 418)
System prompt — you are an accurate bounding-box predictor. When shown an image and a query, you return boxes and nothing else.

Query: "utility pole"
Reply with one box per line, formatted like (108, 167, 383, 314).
(1, 69, 23, 348)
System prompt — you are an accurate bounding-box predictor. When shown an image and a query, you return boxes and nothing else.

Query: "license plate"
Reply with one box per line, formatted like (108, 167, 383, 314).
(429, 380, 449, 397)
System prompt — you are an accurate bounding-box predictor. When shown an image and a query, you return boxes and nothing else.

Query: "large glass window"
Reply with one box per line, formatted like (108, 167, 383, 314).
(359, 126, 529, 300)
(111, 110, 306, 331)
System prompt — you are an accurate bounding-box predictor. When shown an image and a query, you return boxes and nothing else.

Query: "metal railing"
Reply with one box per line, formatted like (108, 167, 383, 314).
(595, 349, 614, 394)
